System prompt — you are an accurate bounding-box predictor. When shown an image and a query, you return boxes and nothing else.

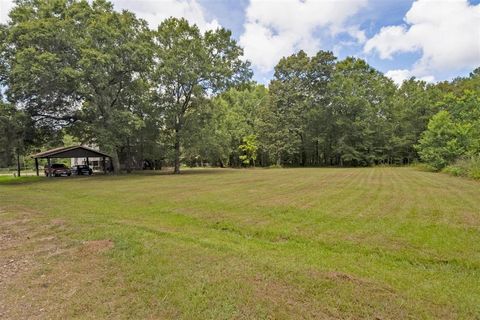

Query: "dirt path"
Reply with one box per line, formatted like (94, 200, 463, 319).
(0, 207, 117, 319)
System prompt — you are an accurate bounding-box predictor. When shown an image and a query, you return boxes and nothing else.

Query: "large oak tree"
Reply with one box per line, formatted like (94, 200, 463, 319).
(152, 18, 251, 173)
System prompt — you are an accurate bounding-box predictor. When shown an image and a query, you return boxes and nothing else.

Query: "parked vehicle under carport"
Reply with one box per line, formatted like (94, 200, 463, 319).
(71, 165, 93, 176)
(44, 163, 71, 177)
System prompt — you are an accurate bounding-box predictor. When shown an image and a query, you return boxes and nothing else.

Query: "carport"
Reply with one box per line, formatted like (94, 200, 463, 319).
(32, 145, 112, 177)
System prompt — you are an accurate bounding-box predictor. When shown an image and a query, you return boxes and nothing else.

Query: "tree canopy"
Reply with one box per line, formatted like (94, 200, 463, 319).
(0, 0, 478, 177)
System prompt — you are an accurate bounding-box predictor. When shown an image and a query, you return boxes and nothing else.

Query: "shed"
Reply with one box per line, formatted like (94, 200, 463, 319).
(32, 145, 112, 177)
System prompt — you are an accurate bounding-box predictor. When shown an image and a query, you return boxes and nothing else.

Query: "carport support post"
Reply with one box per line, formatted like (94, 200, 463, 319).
(102, 157, 106, 174)
(47, 157, 52, 178)
(35, 158, 39, 176)
(86, 157, 90, 168)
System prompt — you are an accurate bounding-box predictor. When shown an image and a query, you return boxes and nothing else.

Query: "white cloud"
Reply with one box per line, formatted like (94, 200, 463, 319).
(111, 0, 220, 32)
(239, 0, 368, 73)
(365, 0, 480, 79)
(0, 0, 15, 24)
(385, 69, 435, 85)
(1, 0, 219, 31)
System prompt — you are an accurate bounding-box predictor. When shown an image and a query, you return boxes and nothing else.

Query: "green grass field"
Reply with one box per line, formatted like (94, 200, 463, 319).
(1, 167, 479, 319)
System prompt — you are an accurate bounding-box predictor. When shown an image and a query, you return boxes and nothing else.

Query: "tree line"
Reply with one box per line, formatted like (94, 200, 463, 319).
(1, 0, 479, 175)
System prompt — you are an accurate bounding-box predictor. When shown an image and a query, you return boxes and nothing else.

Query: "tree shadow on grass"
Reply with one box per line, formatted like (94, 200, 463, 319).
(175, 168, 235, 175)
(0, 176, 45, 186)
(111, 168, 235, 180)
(0, 168, 236, 186)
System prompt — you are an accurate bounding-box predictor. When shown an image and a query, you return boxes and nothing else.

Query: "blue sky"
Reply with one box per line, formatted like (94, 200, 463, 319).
(1, 0, 479, 84)
(193, 0, 480, 84)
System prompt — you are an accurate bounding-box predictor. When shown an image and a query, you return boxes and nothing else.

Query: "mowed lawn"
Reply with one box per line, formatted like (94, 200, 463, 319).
(1, 168, 479, 319)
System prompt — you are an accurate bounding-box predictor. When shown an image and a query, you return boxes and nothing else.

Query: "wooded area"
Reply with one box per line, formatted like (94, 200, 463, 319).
(1, 0, 479, 176)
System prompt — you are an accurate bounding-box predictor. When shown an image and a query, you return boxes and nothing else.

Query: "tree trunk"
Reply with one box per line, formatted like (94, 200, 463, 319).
(139, 133, 144, 170)
(16, 149, 21, 177)
(173, 127, 181, 174)
(299, 134, 307, 166)
(126, 138, 132, 173)
(112, 149, 121, 174)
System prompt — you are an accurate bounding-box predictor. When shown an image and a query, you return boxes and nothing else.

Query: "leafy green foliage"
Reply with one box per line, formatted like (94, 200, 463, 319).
(265, 53, 401, 167)
(0, 103, 24, 167)
(5, 0, 84, 126)
(416, 111, 464, 170)
(416, 72, 480, 173)
(197, 84, 269, 167)
(267, 50, 336, 166)
(152, 18, 251, 173)
(238, 134, 258, 166)
(3, 0, 155, 172)
(0, 0, 478, 175)
(443, 156, 480, 179)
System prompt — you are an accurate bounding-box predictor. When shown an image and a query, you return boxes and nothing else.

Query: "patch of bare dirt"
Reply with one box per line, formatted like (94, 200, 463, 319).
(342, 233, 416, 252)
(80, 240, 114, 254)
(0, 257, 33, 283)
(0, 207, 121, 319)
(312, 269, 398, 295)
(324, 271, 365, 283)
(50, 218, 66, 226)
(0, 208, 63, 319)
(272, 234, 291, 243)
(460, 211, 480, 227)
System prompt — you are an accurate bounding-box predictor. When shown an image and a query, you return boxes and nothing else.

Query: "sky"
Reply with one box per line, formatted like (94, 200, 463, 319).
(1, 0, 479, 85)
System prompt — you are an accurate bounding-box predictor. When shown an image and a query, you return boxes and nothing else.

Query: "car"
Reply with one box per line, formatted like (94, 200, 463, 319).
(71, 165, 93, 176)
(44, 163, 71, 177)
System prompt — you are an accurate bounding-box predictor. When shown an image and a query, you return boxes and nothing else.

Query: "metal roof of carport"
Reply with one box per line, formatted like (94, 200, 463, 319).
(32, 145, 111, 159)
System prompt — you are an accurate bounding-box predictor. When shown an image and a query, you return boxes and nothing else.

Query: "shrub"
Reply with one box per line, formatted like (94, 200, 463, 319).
(442, 156, 480, 179)
(468, 157, 480, 179)
(416, 111, 465, 170)
(442, 165, 465, 176)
